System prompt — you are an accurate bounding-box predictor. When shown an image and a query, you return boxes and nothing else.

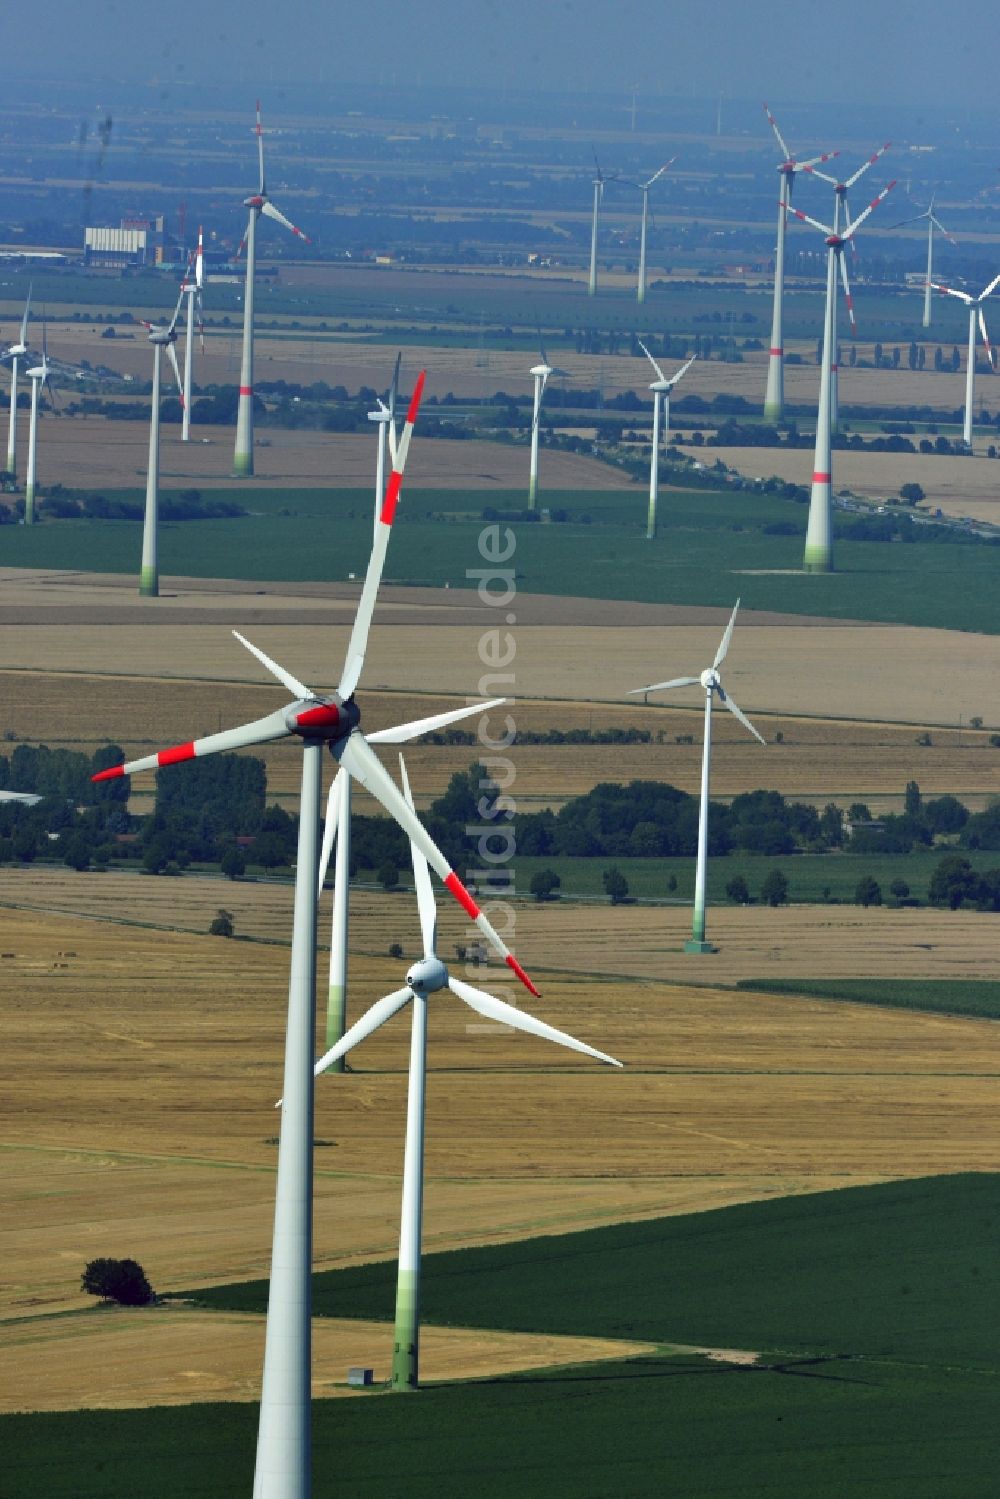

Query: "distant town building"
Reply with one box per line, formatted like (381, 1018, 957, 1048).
(84, 215, 166, 268)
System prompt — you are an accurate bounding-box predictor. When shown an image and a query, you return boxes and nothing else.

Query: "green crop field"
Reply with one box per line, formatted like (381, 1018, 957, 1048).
(365, 850, 1000, 909)
(736, 977, 1000, 1019)
(6, 482, 1000, 632)
(5, 1176, 998, 1499)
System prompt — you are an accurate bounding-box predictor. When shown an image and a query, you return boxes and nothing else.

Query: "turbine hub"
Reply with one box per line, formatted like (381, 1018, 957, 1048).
(826, 235, 843, 248)
(405, 956, 449, 994)
(244, 194, 265, 209)
(700, 668, 720, 691)
(286, 694, 360, 741)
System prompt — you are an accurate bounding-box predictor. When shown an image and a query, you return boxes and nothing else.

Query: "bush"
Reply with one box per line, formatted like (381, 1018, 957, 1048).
(529, 869, 561, 902)
(209, 908, 235, 937)
(389, 941, 403, 959)
(377, 862, 400, 891)
(759, 870, 788, 907)
(81, 1257, 154, 1306)
(855, 876, 883, 907)
(725, 875, 750, 904)
(602, 867, 630, 905)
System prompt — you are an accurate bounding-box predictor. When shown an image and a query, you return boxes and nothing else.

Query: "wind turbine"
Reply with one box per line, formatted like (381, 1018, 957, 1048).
(137, 291, 185, 597)
(233, 102, 311, 478)
(929, 273, 1000, 448)
(762, 104, 838, 420)
(180, 227, 204, 442)
(588, 152, 616, 297)
(629, 601, 764, 952)
(635, 159, 674, 304)
(309, 754, 621, 1393)
(92, 373, 541, 1499)
(890, 195, 956, 329)
(786, 180, 896, 572)
(808, 142, 892, 430)
(4, 283, 31, 479)
(528, 331, 567, 511)
(23, 317, 54, 526)
(636, 340, 695, 539)
(323, 354, 402, 1070)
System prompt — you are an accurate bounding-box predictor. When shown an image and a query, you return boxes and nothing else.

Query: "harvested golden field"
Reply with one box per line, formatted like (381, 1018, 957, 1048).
(3, 1307, 654, 1413)
(10, 413, 626, 493)
(3, 892, 998, 1337)
(697, 440, 1000, 524)
(2, 615, 998, 730)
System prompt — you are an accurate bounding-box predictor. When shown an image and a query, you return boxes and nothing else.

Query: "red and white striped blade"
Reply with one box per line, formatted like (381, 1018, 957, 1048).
(448, 977, 621, 1068)
(310, 988, 412, 1081)
(785, 202, 831, 236)
(196, 292, 205, 353)
(337, 731, 541, 998)
(980, 271, 1000, 302)
(261, 200, 311, 244)
(763, 102, 790, 161)
(367, 697, 507, 746)
(843, 180, 896, 241)
(337, 371, 426, 701)
(90, 709, 291, 782)
(978, 307, 993, 369)
(931, 281, 972, 304)
(839, 255, 857, 333)
(316, 768, 344, 894)
(844, 141, 891, 190)
(802, 165, 838, 185)
(255, 100, 266, 195)
(929, 215, 958, 246)
(794, 149, 839, 170)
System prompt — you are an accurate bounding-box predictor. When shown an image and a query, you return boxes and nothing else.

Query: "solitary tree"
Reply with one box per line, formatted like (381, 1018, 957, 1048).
(209, 908, 235, 937)
(889, 878, 911, 904)
(602, 867, 630, 905)
(529, 869, 561, 902)
(855, 876, 883, 907)
(81, 1257, 154, 1306)
(759, 870, 788, 907)
(725, 875, 750, 904)
(221, 845, 247, 881)
(377, 862, 400, 892)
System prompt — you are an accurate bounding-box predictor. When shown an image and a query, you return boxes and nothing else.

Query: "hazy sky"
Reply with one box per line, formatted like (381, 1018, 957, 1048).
(6, 0, 996, 108)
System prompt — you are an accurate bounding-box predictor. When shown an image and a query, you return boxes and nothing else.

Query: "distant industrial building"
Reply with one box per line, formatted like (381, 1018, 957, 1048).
(84, 215, 166, 268)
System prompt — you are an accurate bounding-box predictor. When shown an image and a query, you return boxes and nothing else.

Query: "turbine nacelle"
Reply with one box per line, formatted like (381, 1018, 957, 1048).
(530, 363, 553, 379)
(405, 956, 449, 995)
(7, 342, 28, 358)
(285, 694, 360, 740)
(244, 194, 266, 210)
(700, 667, 721, 691)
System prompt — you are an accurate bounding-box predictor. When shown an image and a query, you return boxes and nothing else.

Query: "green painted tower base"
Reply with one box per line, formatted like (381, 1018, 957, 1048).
(139, 567, 158, 598)
(391, 1272, 418, 1390)
(232, 455, 253, 478)
(684, 939, 716, 954)
(322, 984, 346, 1075)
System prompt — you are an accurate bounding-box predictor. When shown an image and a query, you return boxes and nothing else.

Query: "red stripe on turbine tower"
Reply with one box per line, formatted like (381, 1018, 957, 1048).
(812, 471, 831, 483)
(506, 953, 541, 999)
(769, 347, 783, 356)
(445, 871, 480, 920)
(158, 742, 197, 767)
(239, 386, 253, 397)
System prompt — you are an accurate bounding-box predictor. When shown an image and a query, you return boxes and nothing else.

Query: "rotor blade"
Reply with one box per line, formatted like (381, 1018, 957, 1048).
(165, 341, 184, 402)
(367, 698, 507, 746)
(713, 598, 740, 670)
(930, 281, 973, 304)
(311, 988, 412, 1079)
(232, 629, 312, 699)
(196, 291, 205, 354)
(722, 691, 766, 747)
(839, 255, 857, 333)
(448, 977, 622, 1068)
(337, 371, 426, 701)
(887, 214, 928, 229)
(19, 283, 32, 346)
(785, 203, 832, 236)
(195, 226, 204, 290)
(235, 224, 248, 262)
(979, 271, 1000, 302)
(636, 338, 667, 385)
(978, 307, 994, 370)
(626, 675, 700, 695)
(316, 768, 344, 894)
(803, 167, 838, 186)
(842, 180, 896, 241)
(844, 141, 892, 190)
(643, 158, 675, 189)
(255, 99, 266, 194)
(337, 731, 541, 997)
(666, 354, 697, 388)
(167, 285, 186, 336)
(762, 102, 790, 161)
(399, 755, 437, 957)
(928, 214, 958, 246)
(90, 709, 292, 781)
(260, 199, 311, 244)
(794, 149, 840, 170)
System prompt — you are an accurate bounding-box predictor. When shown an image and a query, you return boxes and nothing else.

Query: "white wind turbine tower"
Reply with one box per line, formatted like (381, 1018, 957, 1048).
(93, 371, 543, 1498)
(23, 318, 54, 527)
(635, 159, 674, 304)
(890, 195, 956, 329)
(137, 291, 185, 597)
(929, 273, 1000, 448)
(233, 102, 311, 478)
(808, 142, 892, 430)
(786, 180, 896, 572)
(588, 152, 616, 297)
(762, 104, 838, 420)
(322, 354, 403, 1071)
(309, 754, 621, 1393)
(4, 283, 32, 479)
(180, 227, 205, 442)
(528, 331, 567, 510)
(629, 601, 764, 953)
(636, 339, 695, 539)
